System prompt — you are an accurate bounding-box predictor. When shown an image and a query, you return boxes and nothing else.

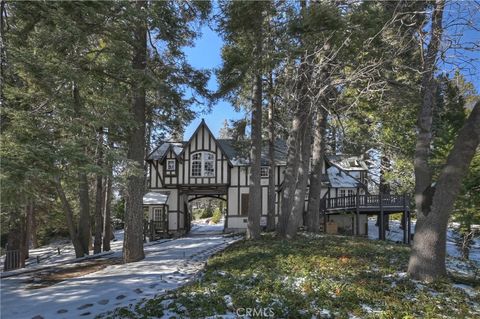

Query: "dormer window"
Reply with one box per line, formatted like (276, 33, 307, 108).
(191, 152, 215, 177)
(166, 159, 176, 171)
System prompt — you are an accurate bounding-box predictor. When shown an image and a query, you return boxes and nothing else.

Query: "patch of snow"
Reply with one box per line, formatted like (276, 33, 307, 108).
(320, 308, 331, 318)
(204, 312, 238, 319)
(223, 294, 234, 309)
(190, 217, 225, 234)
(367, 218, 480, 273)
(361, 304, 381, 314)
(453, 284, 477, 297)
(161, 299, 174, 309)
(384, 271, 407, 280)
(1, 230, 126, 277)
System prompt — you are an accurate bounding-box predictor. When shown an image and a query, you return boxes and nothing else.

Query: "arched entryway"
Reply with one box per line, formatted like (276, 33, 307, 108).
(184, 193, 227, 234)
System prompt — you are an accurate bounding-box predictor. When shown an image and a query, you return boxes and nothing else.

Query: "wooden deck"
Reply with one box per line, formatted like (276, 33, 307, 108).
(321, 194, 409, 213)
(320, 193, 412, 244)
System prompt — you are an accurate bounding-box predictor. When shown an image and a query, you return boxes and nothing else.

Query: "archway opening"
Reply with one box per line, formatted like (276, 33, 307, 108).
(187, 195, 227, 234)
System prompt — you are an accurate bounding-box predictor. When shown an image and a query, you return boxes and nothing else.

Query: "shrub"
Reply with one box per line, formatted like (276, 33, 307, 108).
(211, 208, 222, 224)
(199, 208, 213, 219)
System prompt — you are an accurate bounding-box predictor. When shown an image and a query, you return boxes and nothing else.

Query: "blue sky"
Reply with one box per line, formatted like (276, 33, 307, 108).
(182, 5, 479, 141)
(183, 26, 246, 140)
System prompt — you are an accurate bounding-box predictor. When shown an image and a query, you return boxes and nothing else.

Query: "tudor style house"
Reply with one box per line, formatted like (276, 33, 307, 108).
(141, 120, 410, 240)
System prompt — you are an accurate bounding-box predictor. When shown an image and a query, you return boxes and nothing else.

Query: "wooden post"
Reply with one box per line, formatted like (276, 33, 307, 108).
(143, 221, 147, 243)
(407, 208, 411, 245)
(149, 220, 154, 241)
(355, 191, 360, 236)
(402, 193, 407, 244)
(320, 197, 327, 233)
(379, 193, 384, 240)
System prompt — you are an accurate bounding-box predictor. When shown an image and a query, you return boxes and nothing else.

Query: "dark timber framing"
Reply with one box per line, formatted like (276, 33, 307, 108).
(146, 120, 411, 244)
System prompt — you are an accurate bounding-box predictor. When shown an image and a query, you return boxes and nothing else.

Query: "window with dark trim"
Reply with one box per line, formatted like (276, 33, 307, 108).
(191, 152, 215, 177)
(166, 159, 176, 171)
(260, 166, 269, 178)
(241, 193, 249, 216)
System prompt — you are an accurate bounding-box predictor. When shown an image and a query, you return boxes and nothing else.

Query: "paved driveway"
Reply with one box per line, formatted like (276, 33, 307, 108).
(0, 224, 240, 319)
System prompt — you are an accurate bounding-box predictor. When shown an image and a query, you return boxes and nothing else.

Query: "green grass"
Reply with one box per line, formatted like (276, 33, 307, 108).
(106, 234, 480, 319)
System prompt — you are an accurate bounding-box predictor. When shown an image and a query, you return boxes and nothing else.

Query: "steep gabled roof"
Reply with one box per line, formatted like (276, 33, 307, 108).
(217, 139, 288, 166)
(147, 142, 184, 161)
(146, 122, 368, 192)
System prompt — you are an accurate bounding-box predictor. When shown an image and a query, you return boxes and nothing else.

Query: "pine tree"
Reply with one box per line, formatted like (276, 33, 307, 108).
(217, 1, 274, 239)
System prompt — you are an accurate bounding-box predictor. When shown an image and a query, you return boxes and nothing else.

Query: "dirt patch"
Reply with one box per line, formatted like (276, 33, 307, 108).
(25, 257, 122, 289)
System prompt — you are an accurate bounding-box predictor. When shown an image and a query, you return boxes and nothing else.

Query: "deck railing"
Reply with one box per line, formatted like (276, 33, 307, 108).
(320, 194, 408, 212)
(144, 220, 168, 242)
(3, 250, 22, 271)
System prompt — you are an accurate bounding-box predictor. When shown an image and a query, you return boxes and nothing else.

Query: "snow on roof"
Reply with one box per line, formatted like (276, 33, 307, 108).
(143, 192, 169, 205)
(327, 155, 368, 171)
(327, 166, 361, 188)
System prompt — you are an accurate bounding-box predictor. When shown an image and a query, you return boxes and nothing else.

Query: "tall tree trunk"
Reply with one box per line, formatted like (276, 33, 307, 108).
(279, 32, 314, 238)
(306, 107, 327, 232)
(0, 0, 5, 105)
(78, 172, 90, 255)
(408, 102, 480, 281)
(145, 105, 153, 190)
(31, 201, 38, 248)
(278, 88, 303, 236)
(407, 0, 445, 281)
(54, 176, 85, 258)
(94, 127, 104, 254)
(24, 199, 34, 259)
(412, 0, 445, 216)
(72, 82, 90, 256)
(278, 0, 313, 238)
(123, 1, 147, 262)
(377, 153, 391, 230)
(246, 11, 264, 240)
(266, 72, 276, 232)
(286, 106, 313, 238)
(103, 143, 113, 251)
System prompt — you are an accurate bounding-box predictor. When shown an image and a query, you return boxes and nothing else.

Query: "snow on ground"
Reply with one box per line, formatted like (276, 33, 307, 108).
(368, 218, 480, 278)
(1, 217, 226, 276)
(0, 230, 125, 277)
(0, 222, 241, 319)
(190, 217, 226, 234)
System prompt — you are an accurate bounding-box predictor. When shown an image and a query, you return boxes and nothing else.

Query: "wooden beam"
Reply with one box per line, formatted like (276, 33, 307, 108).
(379, 193, 384, 240)
(355, 190, 360, 235)
(407, 208, 411, 245)
(402, 193, 407, 244)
